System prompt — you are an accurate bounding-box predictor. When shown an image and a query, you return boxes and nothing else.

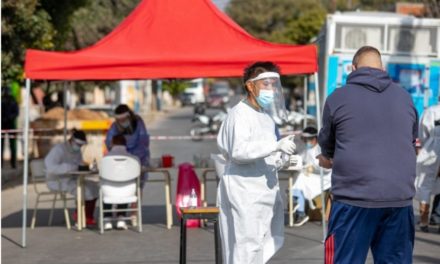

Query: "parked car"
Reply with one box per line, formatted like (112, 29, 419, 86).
(180, 91, 196, 106)
(180, 78, 206, 106)
(206, 81, 230, 108)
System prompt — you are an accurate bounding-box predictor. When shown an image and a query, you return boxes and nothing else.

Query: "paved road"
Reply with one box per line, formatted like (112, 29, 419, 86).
(2, 104, 440, 264)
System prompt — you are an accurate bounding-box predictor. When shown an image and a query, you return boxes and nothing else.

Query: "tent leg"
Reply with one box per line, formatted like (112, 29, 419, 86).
(22, 79, 31, 248)
(303, 76, 308, 128)
(314, 73, 327, 243)
(63, 82, 68, 143)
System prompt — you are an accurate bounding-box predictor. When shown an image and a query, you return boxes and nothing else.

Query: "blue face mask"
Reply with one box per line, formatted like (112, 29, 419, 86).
(306, 142, 313, 149)
(256, 90, 274, 109)
(120, 120, 131, 128)
(71, 142, 81, 153)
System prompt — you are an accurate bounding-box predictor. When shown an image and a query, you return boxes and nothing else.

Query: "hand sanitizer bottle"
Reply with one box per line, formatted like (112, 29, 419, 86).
(190, 188, 197, 208)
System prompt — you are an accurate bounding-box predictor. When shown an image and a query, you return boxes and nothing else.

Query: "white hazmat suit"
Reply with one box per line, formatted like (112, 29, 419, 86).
(45, 142, 98, 200)
(415, 104, 440, 203)
(217, 101, 288, 264)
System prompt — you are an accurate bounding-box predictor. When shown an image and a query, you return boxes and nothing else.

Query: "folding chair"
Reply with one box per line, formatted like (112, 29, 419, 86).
(99, 155, 143, 234)
(30, 159, 74, 229)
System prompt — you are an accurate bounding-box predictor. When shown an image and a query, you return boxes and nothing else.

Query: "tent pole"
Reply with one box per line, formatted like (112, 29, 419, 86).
(22, 78, 31, 248)
(314, 72, 327, 242)
(63, 82, 68, 142)
(303, 76, 308, 128)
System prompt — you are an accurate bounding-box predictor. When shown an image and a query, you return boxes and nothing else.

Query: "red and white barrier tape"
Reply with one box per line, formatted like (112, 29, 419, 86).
(2, 130, 300, 140)
(0, 133, 218, 140)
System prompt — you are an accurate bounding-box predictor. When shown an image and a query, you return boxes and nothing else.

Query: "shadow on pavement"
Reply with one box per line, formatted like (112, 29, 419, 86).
(413, 255, 440, 263)
(1, 205, 177, 229)
(1, 234, 23, 248)
(415, 235, 440, 246)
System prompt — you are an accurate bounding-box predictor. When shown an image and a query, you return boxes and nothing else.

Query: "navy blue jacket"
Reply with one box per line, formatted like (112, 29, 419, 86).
(319, 67, 418, 208)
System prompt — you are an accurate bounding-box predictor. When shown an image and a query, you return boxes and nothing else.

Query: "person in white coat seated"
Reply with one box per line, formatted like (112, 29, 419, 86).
(415, 103, 440, 232)
(291, 126, 331, 227)
(217, 61, 296, 264)
(102, 134, 139, 230)
(44, 129, 99, 226)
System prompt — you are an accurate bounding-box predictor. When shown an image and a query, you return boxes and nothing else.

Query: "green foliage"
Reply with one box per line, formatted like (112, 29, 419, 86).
(226, 0, 325, 88)
(65, 0, 140, 49)
(1, 0, 140, 89)
(1, 0, 55, 86)
(226, 0, 326, 44)
(275, 3, 327, 44)
(162, 80, 189, 99)
(39, 0, 89, 49)
(333, 0, 396, 12)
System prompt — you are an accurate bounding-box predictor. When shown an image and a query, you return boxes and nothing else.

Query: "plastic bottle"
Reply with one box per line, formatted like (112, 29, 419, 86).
(190, 188, 197, 208)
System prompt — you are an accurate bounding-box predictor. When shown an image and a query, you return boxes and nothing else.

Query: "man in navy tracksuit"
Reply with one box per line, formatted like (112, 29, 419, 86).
(318, 46, 418, 264)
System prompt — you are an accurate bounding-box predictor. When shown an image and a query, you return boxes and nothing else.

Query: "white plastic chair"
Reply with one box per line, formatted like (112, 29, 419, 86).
(30, 159, 74, 229)
(99, 155, 142, 234)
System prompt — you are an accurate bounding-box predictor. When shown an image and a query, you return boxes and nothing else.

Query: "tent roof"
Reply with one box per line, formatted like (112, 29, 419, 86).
(24, 0, 317, 80)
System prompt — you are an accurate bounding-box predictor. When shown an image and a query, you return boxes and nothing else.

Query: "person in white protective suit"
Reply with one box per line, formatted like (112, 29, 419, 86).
(217, 61, 296, 264)
(415, 104, 440, 232)
(291, 126, 331, 227)
(45, 129, 99, 226)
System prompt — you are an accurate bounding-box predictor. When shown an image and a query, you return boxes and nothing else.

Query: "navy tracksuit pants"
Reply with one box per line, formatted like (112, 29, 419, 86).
(325, 200, 414, 264)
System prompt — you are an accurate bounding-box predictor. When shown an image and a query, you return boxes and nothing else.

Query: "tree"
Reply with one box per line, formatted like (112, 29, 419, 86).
(39, 0, 89, 49)
(66, 0, 140, 50)
(1, 0, 55, 86)
(275, 2, 327, 44)
(326, 0, 435, 15)
(162, 79, 189, 105)
(1, 0, 140, 90)
(422, 0, 440, 18)
(226, 0, 326, 44)
(226, 0, 326, 90)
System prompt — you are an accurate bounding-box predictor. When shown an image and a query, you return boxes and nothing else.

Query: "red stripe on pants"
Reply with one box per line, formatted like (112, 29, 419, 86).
(325, 234, 334, 264)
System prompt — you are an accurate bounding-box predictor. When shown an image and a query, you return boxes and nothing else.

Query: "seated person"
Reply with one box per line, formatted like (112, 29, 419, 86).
(291, 127, 331, 227)
(102, 134, 139, 230)
(44, 129, 98, 226)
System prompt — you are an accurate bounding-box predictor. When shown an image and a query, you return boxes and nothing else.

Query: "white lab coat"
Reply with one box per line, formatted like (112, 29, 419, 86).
(415, 105, 440, 203)
(45, 142, 98, 200)
(292, 144, 331, 201)
(217, 101, 286, 264)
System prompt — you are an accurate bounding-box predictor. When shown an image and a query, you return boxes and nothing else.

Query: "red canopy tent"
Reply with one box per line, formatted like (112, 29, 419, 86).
(21, 0, 323, 248)
(25, 0, 317, 80)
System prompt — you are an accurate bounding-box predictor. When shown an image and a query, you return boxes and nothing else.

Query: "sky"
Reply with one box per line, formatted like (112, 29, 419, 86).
(212, 0, 229, 11)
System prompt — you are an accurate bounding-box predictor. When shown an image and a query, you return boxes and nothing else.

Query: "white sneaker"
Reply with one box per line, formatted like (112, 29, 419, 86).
(292, 202, 300, 213)
(104, 222, 113, 230)
(116, 218, 128, 230)
(293, 214, 309, 227)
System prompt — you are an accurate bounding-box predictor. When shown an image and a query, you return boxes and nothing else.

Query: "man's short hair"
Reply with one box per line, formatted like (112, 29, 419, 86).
(352, 46, 382, 68)
(243, 61, 280, 84)
(112, 134, 127, 146)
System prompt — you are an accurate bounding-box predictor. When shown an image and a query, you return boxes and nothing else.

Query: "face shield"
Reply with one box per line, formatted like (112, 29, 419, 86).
(249, 72, 288, 123)
(70, 137, 86, 153)
(115, 111, 131, 128)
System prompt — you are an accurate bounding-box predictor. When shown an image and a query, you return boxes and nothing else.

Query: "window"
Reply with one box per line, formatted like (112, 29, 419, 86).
(388, 26, 437, 55)
(335, 24, 384, 51)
